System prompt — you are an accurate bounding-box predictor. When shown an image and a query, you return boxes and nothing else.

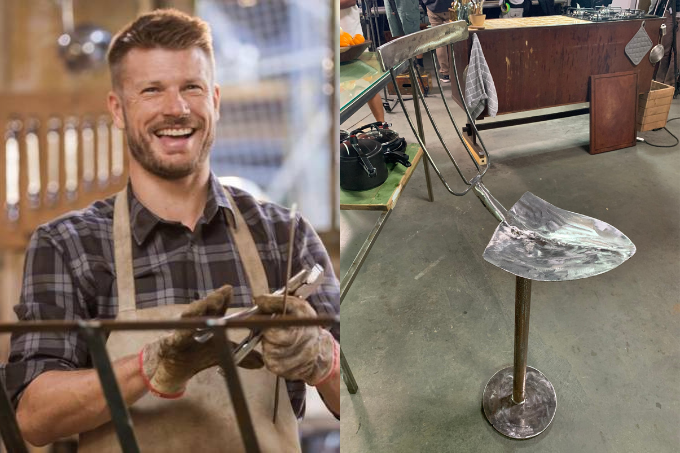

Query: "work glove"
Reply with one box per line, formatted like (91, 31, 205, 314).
(254, 294, 339, 386)
(139, 284, 264, 398)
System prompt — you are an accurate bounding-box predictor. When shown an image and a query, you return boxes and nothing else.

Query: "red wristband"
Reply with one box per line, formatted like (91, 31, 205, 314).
(314, 339, 340, 388)
(138, 347, 185, 399)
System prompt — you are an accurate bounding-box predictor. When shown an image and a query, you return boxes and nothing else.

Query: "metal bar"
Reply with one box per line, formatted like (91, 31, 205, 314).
(512, 276, 532, 405)
(388, 67, 470, 196)
(211, 328, 261, 453)
(408, 59, 434, 202)
(0, 376, 28, 453)
(0, 316, 337, 334)
(430, 51, 483, 174)
(340, 209, 392, 304)
(340, 347, 358, 394)
(81, 326, 140, 453)
(411, 58, 472, 186)
(462, 108, 590, 132)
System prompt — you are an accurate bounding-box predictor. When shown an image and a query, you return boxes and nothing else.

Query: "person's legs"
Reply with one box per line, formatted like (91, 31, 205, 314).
(385, 0, 421, 37)
(426, 10, 451, 80)
(367, 94, 385, 123)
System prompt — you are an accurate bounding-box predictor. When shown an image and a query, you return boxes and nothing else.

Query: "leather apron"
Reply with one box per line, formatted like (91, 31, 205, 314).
(78, 186, 301, 453)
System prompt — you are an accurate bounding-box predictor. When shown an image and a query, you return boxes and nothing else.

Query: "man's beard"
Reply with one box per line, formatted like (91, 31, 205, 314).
(124, 112, 215, 180)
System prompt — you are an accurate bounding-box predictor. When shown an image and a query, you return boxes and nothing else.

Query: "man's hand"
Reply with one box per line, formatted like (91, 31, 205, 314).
(139, 285, 263, 398)
(254, 294, 338, 386)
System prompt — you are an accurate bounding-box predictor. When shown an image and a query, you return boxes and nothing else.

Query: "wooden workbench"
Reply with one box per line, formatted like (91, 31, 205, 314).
(452, 16, 666, 115)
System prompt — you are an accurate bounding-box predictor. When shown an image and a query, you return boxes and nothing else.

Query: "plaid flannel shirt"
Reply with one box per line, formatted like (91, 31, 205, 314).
(0, 173, 339, 418)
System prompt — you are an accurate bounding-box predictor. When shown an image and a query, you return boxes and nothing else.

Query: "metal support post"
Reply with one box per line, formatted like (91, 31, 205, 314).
(482, 276, 556, 439)
(409, 63, 434, 202)
(512, 276, 531, 404)
(81, 326, 140, 453)
(212, 328, 261, 453)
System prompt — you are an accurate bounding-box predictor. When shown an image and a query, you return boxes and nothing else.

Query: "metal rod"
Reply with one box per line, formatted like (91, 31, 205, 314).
(462, 108, 590, 132)
(340, 347, 358, 394)
(81, 327, 140, 453)
(212, 328, 261, 453)
(393, 64, 470, 196)
(273, 205, 298, 423)
(0, 376, 28, 453)
(430, 50, 483, 174)
(340, 210, 392, 304)
(0, 316, 337, 334)
(411, 58, 473, 185)
(512, 276, 532, 405)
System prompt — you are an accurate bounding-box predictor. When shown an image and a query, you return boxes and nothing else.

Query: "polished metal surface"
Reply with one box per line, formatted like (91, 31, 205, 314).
(482, 191, 636, 281)
(512, 277, 531, 404)
(377, 21, 468, 71)
(483, 366, 557, 439)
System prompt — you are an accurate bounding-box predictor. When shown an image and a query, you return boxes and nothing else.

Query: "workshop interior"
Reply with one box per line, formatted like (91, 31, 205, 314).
(340, 0, 678, 451)
(0, 0, 338, 452)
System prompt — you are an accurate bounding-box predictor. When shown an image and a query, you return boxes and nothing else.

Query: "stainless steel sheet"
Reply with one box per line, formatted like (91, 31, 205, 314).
(482, 191, 636, 281)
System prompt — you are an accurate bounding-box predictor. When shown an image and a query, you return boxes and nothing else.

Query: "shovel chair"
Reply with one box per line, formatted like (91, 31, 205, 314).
(374, 21, 636, 439)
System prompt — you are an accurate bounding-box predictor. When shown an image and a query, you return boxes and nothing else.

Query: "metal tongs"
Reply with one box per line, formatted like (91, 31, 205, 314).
(192, 264, 325, 364)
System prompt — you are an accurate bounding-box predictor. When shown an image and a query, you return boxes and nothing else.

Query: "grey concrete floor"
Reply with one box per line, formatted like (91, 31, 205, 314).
(340, 77, 680, 452)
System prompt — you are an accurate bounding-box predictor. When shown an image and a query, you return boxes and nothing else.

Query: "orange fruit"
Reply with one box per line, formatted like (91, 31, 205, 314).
(340, 35, 353, 47)
(353, 34, 365, 44)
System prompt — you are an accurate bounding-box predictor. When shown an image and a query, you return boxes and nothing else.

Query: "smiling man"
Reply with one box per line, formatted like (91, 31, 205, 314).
(1, 9, 339, 452)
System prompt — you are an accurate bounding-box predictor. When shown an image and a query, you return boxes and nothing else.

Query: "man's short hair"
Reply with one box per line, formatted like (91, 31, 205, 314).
(107, 8, 215, 90)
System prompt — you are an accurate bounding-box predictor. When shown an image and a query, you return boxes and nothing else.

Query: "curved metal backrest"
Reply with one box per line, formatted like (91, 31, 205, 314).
(377, 21, 469, 71)
(376, 23, 491, 196)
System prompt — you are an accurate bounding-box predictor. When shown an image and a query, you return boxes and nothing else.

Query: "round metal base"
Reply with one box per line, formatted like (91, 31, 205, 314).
(482, 366, 557, 439)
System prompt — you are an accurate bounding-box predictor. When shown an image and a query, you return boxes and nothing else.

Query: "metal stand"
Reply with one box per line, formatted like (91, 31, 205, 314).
(482, 277, 557, 439)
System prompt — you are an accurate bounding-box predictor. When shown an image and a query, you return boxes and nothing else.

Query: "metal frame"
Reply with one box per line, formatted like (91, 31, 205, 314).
(339, 209, 391, 394)
(0, 315, 337, 453)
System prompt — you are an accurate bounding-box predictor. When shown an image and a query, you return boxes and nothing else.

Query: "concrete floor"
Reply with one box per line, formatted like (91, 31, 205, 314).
(340, 77, 680, 452)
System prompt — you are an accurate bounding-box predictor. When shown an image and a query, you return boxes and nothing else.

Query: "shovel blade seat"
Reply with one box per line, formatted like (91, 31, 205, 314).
(483, 191, 636, 282)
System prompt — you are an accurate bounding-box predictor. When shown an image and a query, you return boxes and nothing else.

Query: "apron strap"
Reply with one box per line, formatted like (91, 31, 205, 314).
(112, 184, 270, 312)
(219, 186, 269, 297)
(113, 188, 137, 312)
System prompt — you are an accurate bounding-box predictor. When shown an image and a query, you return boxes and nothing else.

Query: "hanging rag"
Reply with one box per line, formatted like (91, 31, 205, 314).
(464, 33, 498, 120)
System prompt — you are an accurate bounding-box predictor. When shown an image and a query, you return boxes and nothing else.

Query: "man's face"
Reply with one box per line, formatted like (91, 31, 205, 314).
(108, 47, 220, 180)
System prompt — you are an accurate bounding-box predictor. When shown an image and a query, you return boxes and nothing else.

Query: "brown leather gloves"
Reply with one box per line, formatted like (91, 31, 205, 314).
(254, 294, 338, 386)
(139, 284, 263, 398)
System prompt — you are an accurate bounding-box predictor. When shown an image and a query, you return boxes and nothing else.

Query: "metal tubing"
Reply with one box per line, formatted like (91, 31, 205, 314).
(212, 328, 261, 453)
(389, 66, 471, 196)
(411, 59, 474, 185)
(0, 316, 337, 334)
(340, 347, 358, 394)
(513, 276, 532, 405)
(340, 209, 392, 304)
(0, 377, 28, 453)
(408, 61, 435, 202)
(81, 327, 140, 453)
(430, 51, 483, 174)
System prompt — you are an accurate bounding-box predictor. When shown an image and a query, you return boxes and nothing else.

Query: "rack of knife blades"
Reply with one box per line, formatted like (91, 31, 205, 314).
(0, 92, 128, 251)
(0, 262, 336, 453)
